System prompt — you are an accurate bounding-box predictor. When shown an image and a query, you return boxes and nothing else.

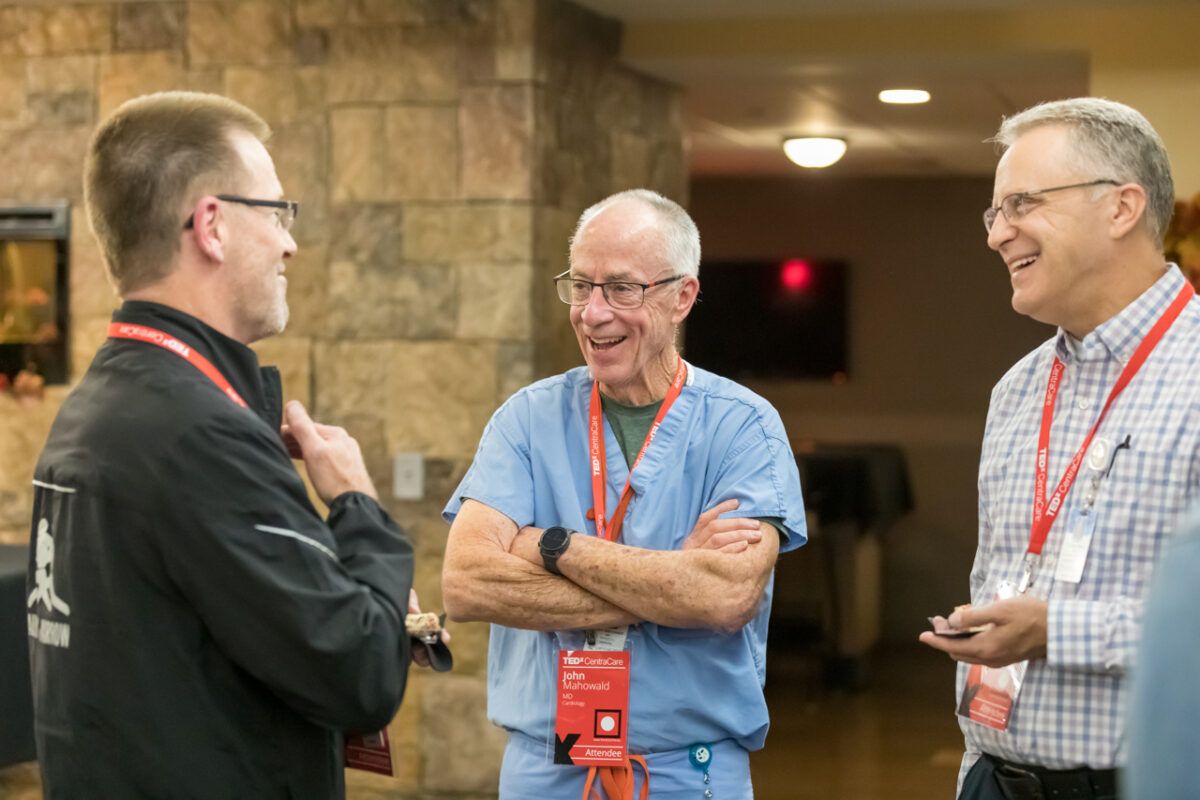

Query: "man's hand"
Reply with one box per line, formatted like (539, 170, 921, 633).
(280, 400, 377, 503)
(683, 499, 763, 553)
(408, 589, 450, 668)
(919, 597, 1048, 667)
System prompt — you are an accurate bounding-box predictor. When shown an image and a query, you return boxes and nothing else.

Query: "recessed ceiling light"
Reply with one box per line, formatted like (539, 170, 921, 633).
(782, 137, 847, 168)
(879, 89, 931, 104)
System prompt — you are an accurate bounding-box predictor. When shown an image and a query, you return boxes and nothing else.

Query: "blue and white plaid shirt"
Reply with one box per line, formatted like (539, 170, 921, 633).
(957, 265, 1200, 790)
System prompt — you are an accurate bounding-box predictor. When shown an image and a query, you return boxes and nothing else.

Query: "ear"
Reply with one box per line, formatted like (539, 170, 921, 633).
(671, 276, 700, 324)
(1108, 183, 1148, 240)
(186, 195, 226, 263)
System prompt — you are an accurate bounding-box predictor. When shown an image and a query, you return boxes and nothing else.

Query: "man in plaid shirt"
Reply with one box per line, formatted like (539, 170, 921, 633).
(920, 98, 1200, 800)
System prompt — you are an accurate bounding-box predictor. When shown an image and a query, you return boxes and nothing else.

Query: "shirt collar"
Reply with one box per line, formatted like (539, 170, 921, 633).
(1056, 264, 1186, 366)
(112, 301, 283, 429)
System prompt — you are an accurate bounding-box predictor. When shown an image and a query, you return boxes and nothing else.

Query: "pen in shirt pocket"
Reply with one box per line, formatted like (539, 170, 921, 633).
(1103, 434, 1132, 478)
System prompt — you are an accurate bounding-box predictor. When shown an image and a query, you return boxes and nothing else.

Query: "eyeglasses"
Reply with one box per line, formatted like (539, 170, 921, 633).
(983, 180, 1119, 232)
(184, 195, 299, 232)
(554, 270, 685, 309)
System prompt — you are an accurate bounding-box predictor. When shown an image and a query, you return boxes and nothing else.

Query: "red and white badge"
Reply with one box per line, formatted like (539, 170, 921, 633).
(554, 650, 631, 767)
(344, 729, 394, 776)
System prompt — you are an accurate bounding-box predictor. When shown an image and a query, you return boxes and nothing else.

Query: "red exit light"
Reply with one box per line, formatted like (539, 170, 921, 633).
(781, 259, 811, 291)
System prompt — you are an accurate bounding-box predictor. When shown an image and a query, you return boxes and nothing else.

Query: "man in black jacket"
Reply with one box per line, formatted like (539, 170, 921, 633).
(26, 91, 416, 798)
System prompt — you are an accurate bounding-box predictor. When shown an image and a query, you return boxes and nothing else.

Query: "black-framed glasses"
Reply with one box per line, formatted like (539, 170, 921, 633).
(554, 270, 685, 309)
(983, 180, 1119, 232)
(184, 195, 299, 232)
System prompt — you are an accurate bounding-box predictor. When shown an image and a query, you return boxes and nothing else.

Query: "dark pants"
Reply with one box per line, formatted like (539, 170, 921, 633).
(961, 754, 1119, 800)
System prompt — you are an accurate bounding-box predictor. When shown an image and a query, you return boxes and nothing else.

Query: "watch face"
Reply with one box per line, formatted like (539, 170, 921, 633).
(542, 527, 570, 550)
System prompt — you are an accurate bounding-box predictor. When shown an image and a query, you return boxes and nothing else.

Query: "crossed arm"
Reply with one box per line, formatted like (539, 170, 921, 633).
(442, 498, 780, 634)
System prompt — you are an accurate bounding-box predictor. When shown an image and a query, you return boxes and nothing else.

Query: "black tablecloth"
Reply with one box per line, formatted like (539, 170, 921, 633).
(0, 544, 36, 767)
(796, 443, 914, 531)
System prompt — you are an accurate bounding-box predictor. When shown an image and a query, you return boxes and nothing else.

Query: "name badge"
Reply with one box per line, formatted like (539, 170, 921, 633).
(1054, 507, 1095, 584)
(554, 650, 630, 767)
(585, 625, 628, 652)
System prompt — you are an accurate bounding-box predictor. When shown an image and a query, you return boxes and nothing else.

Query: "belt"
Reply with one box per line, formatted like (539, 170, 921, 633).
(984, 754, 1119, 800)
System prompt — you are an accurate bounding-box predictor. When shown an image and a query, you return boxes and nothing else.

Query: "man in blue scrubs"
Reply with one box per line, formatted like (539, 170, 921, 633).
(442, 189, 806, 798)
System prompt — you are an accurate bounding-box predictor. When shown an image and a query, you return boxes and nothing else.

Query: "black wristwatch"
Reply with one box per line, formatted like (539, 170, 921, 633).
(538, 526, 574, 576)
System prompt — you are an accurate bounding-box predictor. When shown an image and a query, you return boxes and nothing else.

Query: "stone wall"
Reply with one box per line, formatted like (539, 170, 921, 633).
(0, 0, 684, 796)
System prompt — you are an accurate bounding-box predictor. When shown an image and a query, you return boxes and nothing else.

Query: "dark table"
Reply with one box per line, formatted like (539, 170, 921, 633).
(775, 444, 913, 688)
(0, 544, 36, 767)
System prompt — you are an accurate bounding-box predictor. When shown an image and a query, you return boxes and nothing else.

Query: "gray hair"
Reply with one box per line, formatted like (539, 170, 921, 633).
(992, 97, 1174, 243)
(571, 189, 701, 278)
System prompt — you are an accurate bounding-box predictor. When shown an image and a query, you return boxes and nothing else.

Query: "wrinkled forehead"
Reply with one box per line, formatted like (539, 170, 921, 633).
(569, 201, 668, 280)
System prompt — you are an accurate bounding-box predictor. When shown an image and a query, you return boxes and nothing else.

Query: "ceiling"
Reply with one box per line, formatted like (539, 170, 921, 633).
(569, 0, 1173, 178)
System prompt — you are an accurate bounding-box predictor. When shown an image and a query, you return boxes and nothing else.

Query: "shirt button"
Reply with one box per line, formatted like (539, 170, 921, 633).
(1077, 398, 1091, 410)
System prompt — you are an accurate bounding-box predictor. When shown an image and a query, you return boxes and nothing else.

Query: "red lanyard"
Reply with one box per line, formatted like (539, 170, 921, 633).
(589, 359, 687, 542)
(1029, 281, 1194, 558)
(107, 322, 248, 408)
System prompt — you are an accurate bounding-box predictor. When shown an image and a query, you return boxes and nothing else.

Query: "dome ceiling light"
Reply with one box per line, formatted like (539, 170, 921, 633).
(782, 137, 847, 168)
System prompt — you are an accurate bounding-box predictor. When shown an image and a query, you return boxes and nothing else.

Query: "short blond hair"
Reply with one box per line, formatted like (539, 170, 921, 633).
(84, 91, 270, 294)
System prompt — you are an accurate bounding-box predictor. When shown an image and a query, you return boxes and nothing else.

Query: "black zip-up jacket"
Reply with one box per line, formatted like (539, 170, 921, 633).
(26, 301, 414, 799)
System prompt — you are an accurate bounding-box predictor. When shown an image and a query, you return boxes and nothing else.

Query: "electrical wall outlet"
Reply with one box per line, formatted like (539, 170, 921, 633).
(392, 452, 424, 500)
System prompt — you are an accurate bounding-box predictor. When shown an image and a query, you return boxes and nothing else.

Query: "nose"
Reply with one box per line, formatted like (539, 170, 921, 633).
(281, 227, 297, 258)
(986, 209, 1016, 252)
(579, 284, 615, 324)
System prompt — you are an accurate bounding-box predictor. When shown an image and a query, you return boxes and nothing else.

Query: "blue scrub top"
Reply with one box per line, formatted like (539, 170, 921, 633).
(443, 364, 806, 754)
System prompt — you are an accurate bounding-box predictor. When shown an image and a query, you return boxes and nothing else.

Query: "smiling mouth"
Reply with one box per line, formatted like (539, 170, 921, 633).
(1010, 255, 1037, 273)
(590, 336, 626, 351)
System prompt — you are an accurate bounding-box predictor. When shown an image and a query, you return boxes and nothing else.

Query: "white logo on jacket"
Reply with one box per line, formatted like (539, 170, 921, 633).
(27, 518, 71, 648)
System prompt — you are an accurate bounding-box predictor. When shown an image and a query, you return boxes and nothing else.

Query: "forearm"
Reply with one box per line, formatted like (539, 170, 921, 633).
(1048, 596, 1140, 674)
(442, 547, 639, 631)
(513, 527, 775, 632)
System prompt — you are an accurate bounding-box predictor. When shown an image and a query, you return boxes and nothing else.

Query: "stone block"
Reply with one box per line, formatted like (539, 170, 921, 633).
(223, 67, 325, 129)
(328, 204, 404, 270)
(115, 3, 185, 52)
(0, 60, 24, 124)
(456, 262, 533, 341)
(383, 105, 457, 202)
(412, 552, 444, 616)
(271, 117, 329, 246)
(596, 67, 646, 134)
(496, 340, 535, 402)
(292, 28, 329, 66)
(189, 0, 292, 68)
(28, 92, 93, 127)
(26, 56, 96, 96)
(0, 124, 92, 202)
(296, 0, 344, 28)
(461, 85, 534, 201)
(404, 203, 532, 264)
(0, 9, 30, 58)
(276, 243, 327, 340)
(326, 259, 457, 340)
(97, 51, 186, 121)
(70, 316, 113, 383)
(420, 675, 505, 792)
(648, 140, 687, 202)
(312, 340, 394, 433)
(611, 131, 650, 193)
(185, 69, 225, 96)
(384, 341, 499, 459)
(495, 0, 536, 82)
(250, 336, 313, 409)
(27, 5, 112, 56)
(331, 107, 385, 204)
(69, 217, 119, 324)
(326, 34, 457, 104)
